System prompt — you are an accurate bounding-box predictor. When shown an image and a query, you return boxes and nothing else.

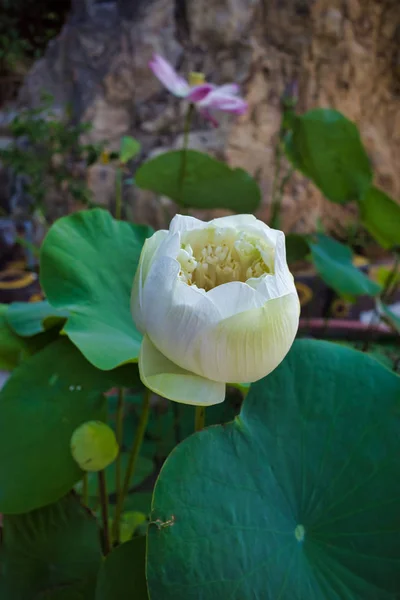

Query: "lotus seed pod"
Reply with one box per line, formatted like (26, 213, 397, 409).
(70, 421, 118, 472)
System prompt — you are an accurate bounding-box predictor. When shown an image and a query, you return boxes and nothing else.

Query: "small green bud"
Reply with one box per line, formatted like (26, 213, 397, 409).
(70, 421, 118, 472)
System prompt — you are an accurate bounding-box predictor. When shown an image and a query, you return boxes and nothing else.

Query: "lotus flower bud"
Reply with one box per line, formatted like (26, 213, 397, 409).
(70, 421, 118, 472)
(131, 214, 300, 406)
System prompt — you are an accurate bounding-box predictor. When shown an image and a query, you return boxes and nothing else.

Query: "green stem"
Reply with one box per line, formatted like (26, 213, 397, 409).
(112, 389, 151, 544)
(382, 252, 400, 302)
(178, 103, 195, 210)
(194, 406, 205, 432)
(115, 167, 123, 220)
(114, 387, 125, 542)
(98, 470, 111, 555)
(172, 402, 181, 445)
(82, 473, 88, 507)
(183, 104, 194, 149)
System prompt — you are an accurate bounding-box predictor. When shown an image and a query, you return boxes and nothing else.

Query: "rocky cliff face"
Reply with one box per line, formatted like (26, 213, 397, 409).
(18, 0, 400, 230)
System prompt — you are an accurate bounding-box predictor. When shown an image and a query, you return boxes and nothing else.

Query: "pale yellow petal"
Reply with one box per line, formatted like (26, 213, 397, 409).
(193, 293, 300, 383)
(139, 335, 226, 406)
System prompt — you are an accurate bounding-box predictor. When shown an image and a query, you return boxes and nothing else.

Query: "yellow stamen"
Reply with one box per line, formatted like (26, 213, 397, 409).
(177, 229, 274, 291)
(189, 72, 206, 87)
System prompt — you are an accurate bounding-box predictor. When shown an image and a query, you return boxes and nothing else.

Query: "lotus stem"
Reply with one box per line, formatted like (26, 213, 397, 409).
(112, 389, 151, 544)
(82, 472, 88, 506)
(98, 470, 111, 555)
(114, 387, 125, 542)
(195, 406, 205, 432)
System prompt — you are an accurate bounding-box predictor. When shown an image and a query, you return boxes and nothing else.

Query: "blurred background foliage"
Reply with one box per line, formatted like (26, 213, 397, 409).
(0, 0, 70, 103)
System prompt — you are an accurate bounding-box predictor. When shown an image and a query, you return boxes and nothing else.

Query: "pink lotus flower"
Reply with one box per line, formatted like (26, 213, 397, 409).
(149, 54, 248, 126)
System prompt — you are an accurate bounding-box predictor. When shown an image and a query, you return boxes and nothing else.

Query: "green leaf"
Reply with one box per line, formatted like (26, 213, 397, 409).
(285, 109, 372, 204)
(0, 304, 28, 370)
(285, 233, 310, 264)
(135, 150, 261, 212)
(308, 234, 381, 297)
(147, 339, 400, 599)
(96, 537, 148, 600)
(76, 453, 154, 498)
(117, 511, 147, 543)
(0, 337, 139, 514)
(0, 494, 102, 600)
(359, 186, 400, 249)
(333, 340, 400, 371)
(6, 300, 69, 336)
(40, 208, 153, 370)
(119, 136, 141, 164)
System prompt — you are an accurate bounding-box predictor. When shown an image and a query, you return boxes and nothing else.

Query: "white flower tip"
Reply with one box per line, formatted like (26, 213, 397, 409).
(148, 53, 190, 97)
(149, 53, 165, 73)
(150, 53, 162, 63)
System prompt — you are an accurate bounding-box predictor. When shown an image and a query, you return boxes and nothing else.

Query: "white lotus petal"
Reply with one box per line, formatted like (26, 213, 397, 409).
(142, 255, 221, 374)
(131, 230, 168, 332)
(249, 233, 296, 300)
(274, 231, 290, 276)
(169, 214, 207, 235)
(238, 222, 280, 247)
(192, 293, 300, 383)
(150, 230, 180, 265)
(206, 281, 265, 319)
(139, 335, 226, 406)
(210, 214, 257, 229)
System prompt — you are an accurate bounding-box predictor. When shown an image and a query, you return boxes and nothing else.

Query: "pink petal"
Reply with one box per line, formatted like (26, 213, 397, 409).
(214, 83, 240, 96)
(149, 54, 190, 98)
(198, 109, 220, 128)
(187, 83, 215, 103)
(199, 89, 248, 115)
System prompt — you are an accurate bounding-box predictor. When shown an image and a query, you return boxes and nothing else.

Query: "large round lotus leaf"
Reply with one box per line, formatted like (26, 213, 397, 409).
(147, 339, 400, 599)
(6, 300, 69, 336)
(135, 150, 261, 212)
(0, 304, 29, 370)
(0, 337, 140, 514)
(96, 536, 148, 600)
(0, 494, 102, 599)
(40, 208, 152, 370)
(0, 303, 69, 369)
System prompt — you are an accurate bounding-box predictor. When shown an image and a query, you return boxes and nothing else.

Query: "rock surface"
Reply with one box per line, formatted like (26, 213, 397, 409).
(16, 0, 400, 230)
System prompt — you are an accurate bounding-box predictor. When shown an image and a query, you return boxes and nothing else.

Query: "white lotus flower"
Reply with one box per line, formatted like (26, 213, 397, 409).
(131, 214, 300, 406)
